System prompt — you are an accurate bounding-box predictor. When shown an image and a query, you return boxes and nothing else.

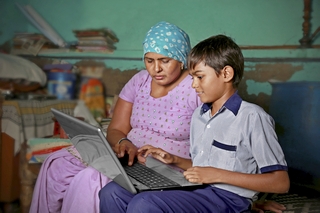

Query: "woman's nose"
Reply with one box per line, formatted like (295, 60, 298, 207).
(154, 61, 162, 72)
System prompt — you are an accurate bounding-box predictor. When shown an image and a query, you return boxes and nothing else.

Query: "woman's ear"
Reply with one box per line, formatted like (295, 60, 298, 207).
(223, 66, 234, 82)
(180, 63, 184, 70)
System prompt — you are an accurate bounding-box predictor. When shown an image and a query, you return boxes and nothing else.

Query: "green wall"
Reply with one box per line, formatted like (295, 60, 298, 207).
(2, 0, 320, 189)
(1, 0, 319, 56)
(0, 0, 319, 106)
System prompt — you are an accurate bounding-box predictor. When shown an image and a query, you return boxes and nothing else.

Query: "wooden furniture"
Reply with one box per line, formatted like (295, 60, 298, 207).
(0, 96, 20, 213)
(0, 95, 21, 206)
(0, 133, 21, 206)
(19, 141, 42, 213)
(0, 98, 77, 212)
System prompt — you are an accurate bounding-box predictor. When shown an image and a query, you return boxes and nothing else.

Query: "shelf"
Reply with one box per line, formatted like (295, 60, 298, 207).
(11, 47, 320, 62)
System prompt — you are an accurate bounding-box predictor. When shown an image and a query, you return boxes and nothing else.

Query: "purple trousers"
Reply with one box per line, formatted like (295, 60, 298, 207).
(30, 147, 112, 213)
(99, 182, 251, 213)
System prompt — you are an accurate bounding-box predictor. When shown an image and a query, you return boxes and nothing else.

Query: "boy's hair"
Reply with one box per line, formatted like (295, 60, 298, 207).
(188, 34, 244, 88)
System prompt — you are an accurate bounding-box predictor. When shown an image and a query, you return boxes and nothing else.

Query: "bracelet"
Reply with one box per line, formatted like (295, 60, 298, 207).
(117, 137, 132, 145)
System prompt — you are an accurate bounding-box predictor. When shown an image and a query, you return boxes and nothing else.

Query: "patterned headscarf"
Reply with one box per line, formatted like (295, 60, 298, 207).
(143, 21, 191, 69)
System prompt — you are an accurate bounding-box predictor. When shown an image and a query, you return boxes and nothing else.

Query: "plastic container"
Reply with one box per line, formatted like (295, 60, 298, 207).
(47, 72, 76, 100)
(269, 81, 320, 191)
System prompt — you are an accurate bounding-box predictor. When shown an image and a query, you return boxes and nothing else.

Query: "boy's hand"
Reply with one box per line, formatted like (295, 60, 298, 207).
(137, 145, 175, 164)
(183, 166, 218, 183)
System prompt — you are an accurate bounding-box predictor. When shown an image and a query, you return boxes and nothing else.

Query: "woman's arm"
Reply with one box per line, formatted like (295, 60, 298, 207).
(184, 167, 290, 194)
(106, 98, 137, 165)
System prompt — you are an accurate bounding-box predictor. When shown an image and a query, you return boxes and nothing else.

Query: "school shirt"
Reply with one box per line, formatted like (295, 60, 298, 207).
(190, 91, 288, 199)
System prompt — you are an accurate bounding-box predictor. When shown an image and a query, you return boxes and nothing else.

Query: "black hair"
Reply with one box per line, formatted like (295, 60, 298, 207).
(187, 34, 244, 88)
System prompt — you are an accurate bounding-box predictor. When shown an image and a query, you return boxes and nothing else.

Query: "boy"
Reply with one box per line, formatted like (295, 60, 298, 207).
(99, 35, 290, 213)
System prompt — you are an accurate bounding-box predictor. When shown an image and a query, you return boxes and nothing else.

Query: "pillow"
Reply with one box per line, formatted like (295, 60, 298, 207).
(0, 53, 47, 88)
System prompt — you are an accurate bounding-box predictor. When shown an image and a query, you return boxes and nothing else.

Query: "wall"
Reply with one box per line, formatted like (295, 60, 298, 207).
(1, 1, 320, 48)
(1, 0, 320, 190)
(0, 0, 320, 109)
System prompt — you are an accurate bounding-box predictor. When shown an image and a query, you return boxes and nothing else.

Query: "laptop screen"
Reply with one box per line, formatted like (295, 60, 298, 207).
(51, 108, 138, 194)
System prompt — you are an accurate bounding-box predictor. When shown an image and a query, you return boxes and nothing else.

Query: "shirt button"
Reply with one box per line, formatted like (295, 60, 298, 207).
(207, 125, 211, 128)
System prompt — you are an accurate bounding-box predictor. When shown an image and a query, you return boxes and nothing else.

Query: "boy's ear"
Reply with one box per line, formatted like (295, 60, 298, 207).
(222, 66, 234, 82)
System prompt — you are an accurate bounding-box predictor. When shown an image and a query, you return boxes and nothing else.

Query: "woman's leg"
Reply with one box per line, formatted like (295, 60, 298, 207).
(61, 166, 112, 213)
(29, 147, 86, 213)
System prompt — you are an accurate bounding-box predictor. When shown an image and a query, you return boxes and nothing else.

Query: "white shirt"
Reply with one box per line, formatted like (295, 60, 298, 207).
(190, 92, 288, 199)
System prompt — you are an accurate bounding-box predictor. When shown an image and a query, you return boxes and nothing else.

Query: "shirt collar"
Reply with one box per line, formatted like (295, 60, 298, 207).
(200, 91, 242, 116)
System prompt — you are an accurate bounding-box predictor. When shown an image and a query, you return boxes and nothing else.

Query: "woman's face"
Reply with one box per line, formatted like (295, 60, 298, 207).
(144, 52, 183, 86)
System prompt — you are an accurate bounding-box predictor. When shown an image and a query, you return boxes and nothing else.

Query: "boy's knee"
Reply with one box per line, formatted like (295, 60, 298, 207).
(99, 181, 117, 199)
(128, 193, 160, 212)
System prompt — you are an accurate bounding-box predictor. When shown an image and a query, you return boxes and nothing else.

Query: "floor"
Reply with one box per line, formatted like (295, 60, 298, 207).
(0, 200, 20, 213)
(262, 184, 320, 213)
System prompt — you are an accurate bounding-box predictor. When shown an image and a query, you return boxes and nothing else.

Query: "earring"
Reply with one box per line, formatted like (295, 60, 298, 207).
(181, 64, 184, 70)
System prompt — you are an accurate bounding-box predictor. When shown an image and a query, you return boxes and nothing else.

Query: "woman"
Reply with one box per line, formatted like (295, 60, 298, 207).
(30, 21, 285, 213)
(30, 21, 199, 213)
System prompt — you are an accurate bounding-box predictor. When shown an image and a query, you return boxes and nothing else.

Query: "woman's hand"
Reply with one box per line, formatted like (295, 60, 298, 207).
(114, 140, 138, 166)
(137, 145, 175, 164)
(252, 200, 286, 213)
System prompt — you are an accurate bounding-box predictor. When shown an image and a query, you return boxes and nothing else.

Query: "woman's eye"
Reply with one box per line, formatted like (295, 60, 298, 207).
(162, 59, 170, 63)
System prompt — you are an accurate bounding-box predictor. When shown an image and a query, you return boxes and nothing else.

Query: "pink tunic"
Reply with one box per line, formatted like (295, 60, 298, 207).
(123, 70, 200, 158)
(30, 70, 201, 213)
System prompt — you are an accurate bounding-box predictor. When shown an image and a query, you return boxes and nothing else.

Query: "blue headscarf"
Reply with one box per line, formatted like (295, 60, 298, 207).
(143, 21, 191, 69)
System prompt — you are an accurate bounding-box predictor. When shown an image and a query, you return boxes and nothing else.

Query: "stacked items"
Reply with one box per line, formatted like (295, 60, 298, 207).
(73, 28, 119, 53)
(11, 32, 61, 55)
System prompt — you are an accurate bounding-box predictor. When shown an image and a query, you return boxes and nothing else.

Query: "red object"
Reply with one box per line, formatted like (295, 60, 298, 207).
(59, 126, 68, 139)
(32, 145, 71, 155)
(59, 116, 84, 139)
(52, 116, 84, 138)
(53, 119, 60, 135)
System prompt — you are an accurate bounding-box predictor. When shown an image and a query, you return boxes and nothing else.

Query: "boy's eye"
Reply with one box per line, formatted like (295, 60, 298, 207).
(197, 76, 203, 79)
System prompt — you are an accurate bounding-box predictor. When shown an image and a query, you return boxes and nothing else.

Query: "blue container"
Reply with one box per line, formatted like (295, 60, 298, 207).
(269, 81, 320, 190)
(47, 72, 76, 100)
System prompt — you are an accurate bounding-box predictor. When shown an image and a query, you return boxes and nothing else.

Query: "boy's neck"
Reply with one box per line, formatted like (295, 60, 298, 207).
(210, 88, 237, 116)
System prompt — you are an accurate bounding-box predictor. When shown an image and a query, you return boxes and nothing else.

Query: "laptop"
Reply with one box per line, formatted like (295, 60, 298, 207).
(51, 108, 202, 194)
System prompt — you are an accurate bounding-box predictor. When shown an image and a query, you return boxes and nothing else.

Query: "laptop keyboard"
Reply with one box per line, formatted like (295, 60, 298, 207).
(124, 163, 181, 189)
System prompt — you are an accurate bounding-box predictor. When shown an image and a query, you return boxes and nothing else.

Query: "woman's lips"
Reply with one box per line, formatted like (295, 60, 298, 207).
(154, 75, 165, 80)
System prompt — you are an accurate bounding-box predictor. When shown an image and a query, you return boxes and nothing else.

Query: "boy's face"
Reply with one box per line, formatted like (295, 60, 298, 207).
(189, 61, 229, 104)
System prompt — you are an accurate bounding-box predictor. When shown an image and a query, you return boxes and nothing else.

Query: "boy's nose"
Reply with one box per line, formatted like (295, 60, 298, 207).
(191, 79, 198, 89)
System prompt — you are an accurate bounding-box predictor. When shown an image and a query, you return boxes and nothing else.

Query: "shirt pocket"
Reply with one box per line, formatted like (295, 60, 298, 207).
(210, 140, 237, 171)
